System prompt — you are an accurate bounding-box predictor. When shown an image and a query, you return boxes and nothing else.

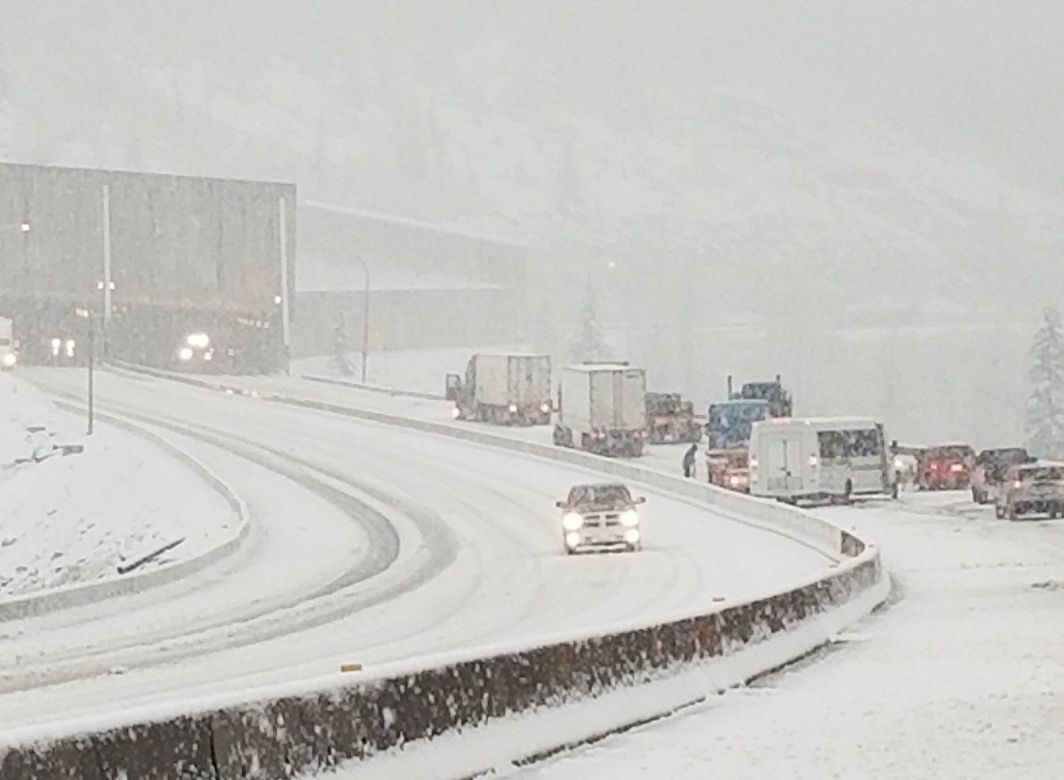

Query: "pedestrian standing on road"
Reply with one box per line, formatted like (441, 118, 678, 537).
(682, 442, 698, 478)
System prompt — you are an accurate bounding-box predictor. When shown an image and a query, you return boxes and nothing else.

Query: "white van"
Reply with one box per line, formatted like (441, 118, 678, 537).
(749, 417, 893, 504)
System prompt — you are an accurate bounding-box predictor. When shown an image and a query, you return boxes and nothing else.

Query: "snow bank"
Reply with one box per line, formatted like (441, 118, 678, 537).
(0, 375, 245, 610)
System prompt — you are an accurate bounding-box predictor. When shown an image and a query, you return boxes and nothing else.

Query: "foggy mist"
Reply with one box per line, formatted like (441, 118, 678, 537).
(2, 1, 1062, 442)
(5, 5, 1064, 779)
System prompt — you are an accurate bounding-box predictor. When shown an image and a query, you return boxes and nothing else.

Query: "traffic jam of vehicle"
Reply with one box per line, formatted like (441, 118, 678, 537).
(440, 353, 1063, 555)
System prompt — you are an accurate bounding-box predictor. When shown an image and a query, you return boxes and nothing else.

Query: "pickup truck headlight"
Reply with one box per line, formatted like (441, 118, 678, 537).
(620, 509, 639, 527)
(1, 353, 15, 368)
(562, 512, 584, 531)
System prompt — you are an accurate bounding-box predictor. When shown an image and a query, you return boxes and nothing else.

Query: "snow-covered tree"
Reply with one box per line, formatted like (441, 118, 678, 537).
(330, 321, 353, 376)
(569, 279, 612, 363)
(1025, 308, 1064, 459)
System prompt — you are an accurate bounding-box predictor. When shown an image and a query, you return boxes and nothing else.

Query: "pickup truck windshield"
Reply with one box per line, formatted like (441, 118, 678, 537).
(569, 485, 632, 505)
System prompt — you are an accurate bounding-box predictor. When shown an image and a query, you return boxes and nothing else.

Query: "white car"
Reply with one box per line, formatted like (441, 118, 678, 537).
(556, 483, 645, 554)
(995, 463, 1064, 521)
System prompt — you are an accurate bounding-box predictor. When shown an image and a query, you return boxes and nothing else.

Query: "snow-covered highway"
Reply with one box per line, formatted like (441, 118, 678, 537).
(3, 368, 836, 742)
(507, 493, 1064, 780)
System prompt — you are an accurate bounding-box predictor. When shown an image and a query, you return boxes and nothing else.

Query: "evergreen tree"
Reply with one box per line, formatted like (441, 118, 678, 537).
(569, 279, 612, 363)
(330, 321, 353, 376)
(1025, 308, 1064, 459)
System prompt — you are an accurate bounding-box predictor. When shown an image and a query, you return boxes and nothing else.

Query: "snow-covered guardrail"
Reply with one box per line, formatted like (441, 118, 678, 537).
(0, 404, 250, 622)
(301, 372, 446, 401)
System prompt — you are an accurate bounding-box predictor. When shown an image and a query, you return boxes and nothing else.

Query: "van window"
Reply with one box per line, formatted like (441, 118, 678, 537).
(817, 429, 883, 459)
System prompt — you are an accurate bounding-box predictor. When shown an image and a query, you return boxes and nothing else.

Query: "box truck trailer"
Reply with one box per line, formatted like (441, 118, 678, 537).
(553, 363, 648, 457)
(445, 353, 553, 425)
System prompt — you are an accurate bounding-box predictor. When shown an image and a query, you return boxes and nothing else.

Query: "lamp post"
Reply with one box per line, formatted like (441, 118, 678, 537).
(87, 311, 95, 436)
(96, 280, 115, 359)
(353, 255, 370, 383)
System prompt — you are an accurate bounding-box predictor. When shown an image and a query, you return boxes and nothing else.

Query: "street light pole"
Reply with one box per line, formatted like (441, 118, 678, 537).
(353, 255, 370, 383)
(87, 311, 95, 436)
(278, 197, 291, 375)
(96, 279, 115, 359)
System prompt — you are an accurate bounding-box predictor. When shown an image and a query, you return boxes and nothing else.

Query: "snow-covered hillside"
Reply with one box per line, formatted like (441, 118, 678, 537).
(2, 2, 1062, 318)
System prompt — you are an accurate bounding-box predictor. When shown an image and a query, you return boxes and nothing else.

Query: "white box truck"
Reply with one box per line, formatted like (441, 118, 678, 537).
(553, 363, 648, 457)
(0, 316, 16, 370)
(749, 416, 894, 504)
(445, 353, 553, 425)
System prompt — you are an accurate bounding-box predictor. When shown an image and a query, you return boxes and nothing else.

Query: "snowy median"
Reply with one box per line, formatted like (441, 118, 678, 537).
(0, 374, 246, 615)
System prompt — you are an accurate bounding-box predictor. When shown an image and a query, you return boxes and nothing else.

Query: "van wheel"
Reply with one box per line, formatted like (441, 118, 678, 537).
(1007, 505, 1018, 522)
(995, 504, 1005, 520)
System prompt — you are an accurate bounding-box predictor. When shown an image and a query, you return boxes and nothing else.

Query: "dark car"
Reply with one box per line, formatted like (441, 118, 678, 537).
(917, 445, 976, 491)
(971, 447, 1035, 504)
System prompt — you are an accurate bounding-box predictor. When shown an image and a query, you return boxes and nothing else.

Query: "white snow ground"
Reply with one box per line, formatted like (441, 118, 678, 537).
(502, 492, 1064, 780)
(0, 373, 235, 596)
(3, 367, 834, 743)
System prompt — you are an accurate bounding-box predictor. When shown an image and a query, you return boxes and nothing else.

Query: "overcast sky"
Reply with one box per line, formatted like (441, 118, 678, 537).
(4, 0, 1060, 191)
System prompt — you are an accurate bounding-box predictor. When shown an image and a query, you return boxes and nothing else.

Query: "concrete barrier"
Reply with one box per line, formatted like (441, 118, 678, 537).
(0, 403, 250, 621)
(2, 550, 882, 778)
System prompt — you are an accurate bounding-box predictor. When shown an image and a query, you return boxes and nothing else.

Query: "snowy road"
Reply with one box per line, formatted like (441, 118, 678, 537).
(3, 368, 834, 740)
(508, 492, 1064, 780)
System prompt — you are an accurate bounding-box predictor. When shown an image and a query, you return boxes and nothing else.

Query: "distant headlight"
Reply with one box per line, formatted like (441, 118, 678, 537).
(623, 528, 641, 545)
(893, 457, 905, 470)
(565, 531, 582, 548)
(620, 509, 639, 527)
(1, 352, 15, 368)
(540, 402, 552, 414)
(186, 332, 210, 349)
(177, 347, 194, 361)
(508, 403, 518, 414)
(562, 512, 584, 531)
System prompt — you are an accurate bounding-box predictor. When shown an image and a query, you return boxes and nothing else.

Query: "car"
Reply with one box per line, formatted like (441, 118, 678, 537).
(556, 483, 646, 554)
(995, 463, 1064, 521)
(916, 444, 976, 490)
(971, 447, 1035, 504)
